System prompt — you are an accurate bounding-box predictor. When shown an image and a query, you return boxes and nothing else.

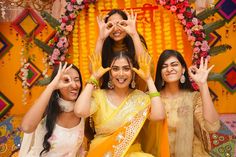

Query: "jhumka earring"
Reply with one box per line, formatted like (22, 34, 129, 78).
(108, 79, 114, 89)
(131, 74, 136, 88)
(180, 73, 186, 84)
(162, 80, 165, 86)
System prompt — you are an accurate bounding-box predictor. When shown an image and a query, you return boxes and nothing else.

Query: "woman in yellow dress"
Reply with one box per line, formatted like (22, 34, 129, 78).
(74, 51, 169, 157)
(154, 49, 220, 157)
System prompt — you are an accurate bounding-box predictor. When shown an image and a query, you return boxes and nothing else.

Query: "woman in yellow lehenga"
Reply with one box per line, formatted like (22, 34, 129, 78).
(74, 51, 169, 157)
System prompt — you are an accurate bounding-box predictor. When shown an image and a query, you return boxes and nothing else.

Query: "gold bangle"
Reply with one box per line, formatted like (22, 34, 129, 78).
(86, 76, 99, 88)
(149, 91, 160, 98)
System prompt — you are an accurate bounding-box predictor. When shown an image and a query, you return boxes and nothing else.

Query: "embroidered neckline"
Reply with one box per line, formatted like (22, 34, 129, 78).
(58, 97, 75, 112)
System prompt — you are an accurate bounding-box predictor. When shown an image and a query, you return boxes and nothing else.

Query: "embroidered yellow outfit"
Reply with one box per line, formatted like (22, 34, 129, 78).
(162, 91, 220, 157)
(87, 89, 169, 157)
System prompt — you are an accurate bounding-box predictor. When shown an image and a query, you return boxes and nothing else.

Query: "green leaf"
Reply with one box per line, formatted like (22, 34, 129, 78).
(203, 19, 226, 35)
(34, 38, 54, 55)
(196, 7, 219, 21)
(40, 11, 60, 29)
(35, 77, 51, 86)
(208, 72, 223, 81)
(209, 44, 232, 56)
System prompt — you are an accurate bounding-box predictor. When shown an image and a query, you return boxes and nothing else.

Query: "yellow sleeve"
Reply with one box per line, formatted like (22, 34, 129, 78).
(89, 90, 100, 115)
(193, 92, 220, 133)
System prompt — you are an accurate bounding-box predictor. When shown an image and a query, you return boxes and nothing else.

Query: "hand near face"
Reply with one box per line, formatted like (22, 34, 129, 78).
(117, 9, 137, 36)
(89, 53, 111, 79)
(49, 62, 74, 90)
(132, 53, 151, 81)
(188, 57, 214, 86)
(97, 15, 114, 40)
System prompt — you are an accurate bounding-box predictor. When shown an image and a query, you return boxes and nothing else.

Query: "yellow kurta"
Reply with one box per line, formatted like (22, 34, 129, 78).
(162, 91, 220, 157)
(88, 89, 154, 157)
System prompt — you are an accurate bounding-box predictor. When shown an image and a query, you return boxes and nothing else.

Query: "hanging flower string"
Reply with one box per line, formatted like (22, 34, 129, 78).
(48, 0, 97, 65)
(157, 0, 210, 66)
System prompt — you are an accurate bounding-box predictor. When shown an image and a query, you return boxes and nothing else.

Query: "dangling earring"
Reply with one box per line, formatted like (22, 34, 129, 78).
(108, 79, 114, 89)
(162, 80, 165, 86)
(180, 73, 186, 84)
(131, 74, 136, 88)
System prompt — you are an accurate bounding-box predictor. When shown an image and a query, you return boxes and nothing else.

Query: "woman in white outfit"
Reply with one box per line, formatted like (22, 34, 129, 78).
(19, 62, 85, 157)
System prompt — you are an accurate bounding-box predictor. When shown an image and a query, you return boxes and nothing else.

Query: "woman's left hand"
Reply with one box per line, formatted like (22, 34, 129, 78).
(117, 9, 137, 36)
(132, 53, 151, 81)
(188, 57, 214, 86)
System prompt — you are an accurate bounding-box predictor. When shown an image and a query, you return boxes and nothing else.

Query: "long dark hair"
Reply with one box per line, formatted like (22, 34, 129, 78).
(101, 9, 146, 88)
(40, 63, 82, 156)
(155, 49, 194, 91)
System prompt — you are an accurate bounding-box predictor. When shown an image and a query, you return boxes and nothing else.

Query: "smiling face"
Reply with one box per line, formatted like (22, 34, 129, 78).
(59, 68, 81, 101)
(161, 56, 185, 84)
(110, 57, 133, 89)
(107, 13, 127, 42)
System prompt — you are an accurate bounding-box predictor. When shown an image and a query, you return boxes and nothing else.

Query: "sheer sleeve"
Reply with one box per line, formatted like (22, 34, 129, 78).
(193, 92, 220, 133)
(89, 89, 100, 115)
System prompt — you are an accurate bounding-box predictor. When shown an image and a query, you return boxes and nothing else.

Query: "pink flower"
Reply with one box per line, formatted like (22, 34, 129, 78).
(69, 13, 76, 19)
(53, 48, 60, 56)
(192, 17, 198, 25)
(201, 41, 210, 51)
(57, 41, 64, 48)
(67, 4, 73, 11)
(66, 25, 73, 32)
(71, 0, 76, 3)
(159, 0, 166, 5)
(181, 19, 186, 25)
(59, 37, 67, 43)
(60, 55, 66, 61)
(177, 13, 184, 20)
(62, 16, 68, 23)
(193, 47, 200, 53)
(195, 41, 201, 46)
(170, 6, 177, 12)
(60, 23, 66, 30)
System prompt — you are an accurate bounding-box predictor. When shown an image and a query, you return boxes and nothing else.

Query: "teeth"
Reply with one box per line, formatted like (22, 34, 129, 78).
(113, 32, 121, 37)
(117, 78, 125, 83)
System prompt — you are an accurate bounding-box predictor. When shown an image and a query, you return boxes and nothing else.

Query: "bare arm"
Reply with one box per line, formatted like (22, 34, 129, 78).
(118, 10, 148, 58)
(74, 53, 110, 117)
(74, 83, 95, 117)
(21, 63, 73, 133)
(198, 83, 219, 123)
(133, 54, 165, 121)
(95, 15, 114, 55)
(146, 78, 165, 121)
(189, 57, 219, 123)
(21, 85, 54, 133)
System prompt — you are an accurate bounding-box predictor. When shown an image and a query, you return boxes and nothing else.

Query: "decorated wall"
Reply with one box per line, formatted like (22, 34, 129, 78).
(0, 0, 235, 156)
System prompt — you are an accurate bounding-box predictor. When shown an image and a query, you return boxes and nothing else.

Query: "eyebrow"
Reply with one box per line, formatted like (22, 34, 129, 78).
(112, 65, 130, 67)
(163, 61, 179, 65)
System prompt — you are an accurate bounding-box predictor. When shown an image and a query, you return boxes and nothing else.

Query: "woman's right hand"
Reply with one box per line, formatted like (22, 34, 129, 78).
(89, 53, 111, 80)
(97, 15, 114, 40)
(48, 62, 73, 90)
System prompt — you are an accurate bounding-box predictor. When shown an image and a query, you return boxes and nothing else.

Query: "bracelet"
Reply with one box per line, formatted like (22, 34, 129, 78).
(149, 91, 160, 98)
(86, 76, 99, 88)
